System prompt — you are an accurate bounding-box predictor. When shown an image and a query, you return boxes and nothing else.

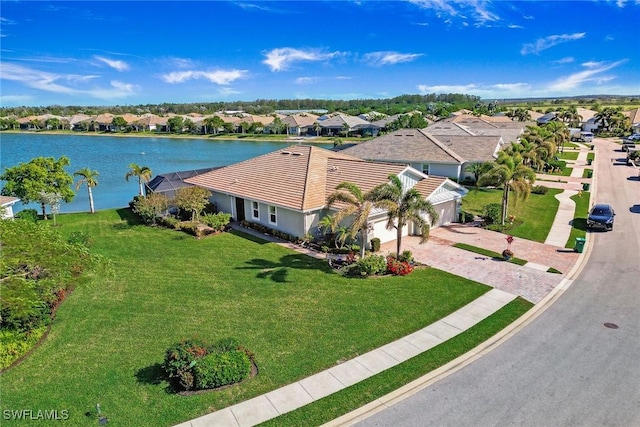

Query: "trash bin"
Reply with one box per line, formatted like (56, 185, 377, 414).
(587, 158, 593, 165)
(586, 170, 593, 178)
(574, 237, 586, 253)
(582, 182, 590, 191)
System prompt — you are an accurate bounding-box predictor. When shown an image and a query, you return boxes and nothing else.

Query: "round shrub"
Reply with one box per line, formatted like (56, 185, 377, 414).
(531, 185, 549, 195)
(14, 209, 39, 222)
(354, 254, 387, 276)
(482, 203, 501, 225)
(194, 350, 251, 389)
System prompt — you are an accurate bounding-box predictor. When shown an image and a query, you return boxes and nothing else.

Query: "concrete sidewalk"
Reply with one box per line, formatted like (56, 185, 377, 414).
(174, 289, 516, 427)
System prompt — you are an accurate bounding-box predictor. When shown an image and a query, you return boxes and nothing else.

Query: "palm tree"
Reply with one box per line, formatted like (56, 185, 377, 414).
(477, 151, 536, 225)
(74, 167, 99, 213)
(125, 163, 152, 196)
(370, 175, 439, 258)
(327, 182, 382, 258)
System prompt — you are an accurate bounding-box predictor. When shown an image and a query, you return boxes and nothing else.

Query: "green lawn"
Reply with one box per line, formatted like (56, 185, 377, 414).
(0, 209, 532, 427)
(461, 187, 562, 242)
(565, 191, 591, 248)
(557, 151, 579, 161)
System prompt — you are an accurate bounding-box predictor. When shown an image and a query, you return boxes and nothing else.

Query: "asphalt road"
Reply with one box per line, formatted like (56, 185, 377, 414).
(357, 138, 640, 427)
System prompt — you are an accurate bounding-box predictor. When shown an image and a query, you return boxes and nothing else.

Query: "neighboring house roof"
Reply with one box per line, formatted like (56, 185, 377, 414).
(185, 145, 407, 212)
(0, 196, 20, 207)
(528, 111, 545, 121)
(624, 108, 640, 125)
(319, 113, 379, 130)
(340, 129, 463, 164)
(576, 107, 597, 123)
(281, 113, 319, 128)
(340, 128, 503, 165)
(536, 112, 557, 124)
(146, 168, 220, 194)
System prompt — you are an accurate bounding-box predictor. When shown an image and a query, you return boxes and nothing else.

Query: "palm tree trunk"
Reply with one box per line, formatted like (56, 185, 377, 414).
(396, 223, 403, 258)
(87, 186, 95, 213)
(139, 180, 145, 196)
(502, 184, 510, 225)
(359, 228, 367, 258)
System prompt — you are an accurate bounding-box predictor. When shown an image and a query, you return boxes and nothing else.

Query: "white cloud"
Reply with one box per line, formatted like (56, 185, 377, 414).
(521, 32, 586, 55)
(508, 24, 523, 29)
(262, 47, 340, 72)
(554, 57, 575, 64)
(364, 51, 423, 66)
(548, 60, 627, 92)
(94, 56, 129, 71)
(0, 62, 137, 100)
(161, 69, 248, 85)
(295, 76, 320, 85)
(409, 0, 500, 24)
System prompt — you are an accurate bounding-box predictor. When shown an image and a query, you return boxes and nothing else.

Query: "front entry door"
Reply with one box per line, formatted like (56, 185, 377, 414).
(235, 197, 245, 221)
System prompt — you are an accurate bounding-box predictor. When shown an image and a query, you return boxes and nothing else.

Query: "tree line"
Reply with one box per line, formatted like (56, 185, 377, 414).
(0, 93, 482, 118)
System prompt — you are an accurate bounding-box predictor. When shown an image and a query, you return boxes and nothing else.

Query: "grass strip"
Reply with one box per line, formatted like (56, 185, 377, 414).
(565, 191, 591, 248)
(453, 243, 528, 266)
(260, 298, 533, 427)
(557, 151, 579, 161)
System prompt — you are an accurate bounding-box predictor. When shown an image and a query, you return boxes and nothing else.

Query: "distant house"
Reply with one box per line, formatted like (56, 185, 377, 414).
(318, 113, 381, 137)
(185, 145, 467, 244)
(0, 196, 21, 219)
(281, 113, 319, 136)
(146, 168, 220, 200)
(536, 112, 557, 125)
(340, 128, 504, 182)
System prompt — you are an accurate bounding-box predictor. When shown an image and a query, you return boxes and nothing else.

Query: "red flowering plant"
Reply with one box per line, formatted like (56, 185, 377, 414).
(503, 235, 514, 259)
(386, 256, 414, 276)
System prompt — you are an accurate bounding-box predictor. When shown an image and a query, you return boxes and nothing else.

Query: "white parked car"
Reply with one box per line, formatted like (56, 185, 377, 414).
(627, 134, 640, 141)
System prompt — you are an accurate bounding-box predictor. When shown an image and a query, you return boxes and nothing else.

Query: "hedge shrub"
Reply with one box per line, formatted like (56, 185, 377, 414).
(370, 237, 381, 252)
(194, 351, 251, 389)
(163, 337, 253, 392)
(482, 203, 502, 225)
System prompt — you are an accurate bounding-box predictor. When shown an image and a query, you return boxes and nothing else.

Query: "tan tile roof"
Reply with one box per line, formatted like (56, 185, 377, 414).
(0, 196, 20, 206)
(186, 145, 404, 211)
(624, 108, 640, 124)
(340, 129, 463, 163)
(282, 113, 319, 128)
(413, 176, 448, 198)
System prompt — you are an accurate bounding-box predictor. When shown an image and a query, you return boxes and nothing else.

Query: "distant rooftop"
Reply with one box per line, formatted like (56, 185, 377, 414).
(275, 109, 329, 115)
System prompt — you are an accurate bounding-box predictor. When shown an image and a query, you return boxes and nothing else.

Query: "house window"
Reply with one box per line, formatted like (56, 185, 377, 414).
(268, 205, 277, 225)
(252, 201, 259, 220)
(422, 164, 430, 175)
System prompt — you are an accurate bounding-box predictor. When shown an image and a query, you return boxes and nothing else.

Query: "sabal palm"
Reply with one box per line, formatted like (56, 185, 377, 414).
(478, 151, 536, 225)
(125, 163, 152, 196)
(327, 182, 381, 258)
(371, 175, 438, 258)
(74, 167, 99, 213)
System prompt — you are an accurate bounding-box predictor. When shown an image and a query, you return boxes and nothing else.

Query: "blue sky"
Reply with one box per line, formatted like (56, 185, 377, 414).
(1, 0, 639, 107)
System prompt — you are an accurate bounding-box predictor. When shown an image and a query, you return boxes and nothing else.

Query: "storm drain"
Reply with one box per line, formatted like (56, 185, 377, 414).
(604, 323, 619, 329)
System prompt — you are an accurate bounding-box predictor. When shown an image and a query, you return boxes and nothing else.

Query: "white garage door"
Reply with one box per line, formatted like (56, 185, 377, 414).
(434, 200, 457, 227)
(371, 219, 408, 244)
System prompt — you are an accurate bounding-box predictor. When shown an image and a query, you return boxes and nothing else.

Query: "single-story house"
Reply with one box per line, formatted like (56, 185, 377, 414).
(185, 145, 467, 245)
(146, 168, 220, 200)
(339, 128, 504, 182)
(318, 113, 381, 137)
(0, 196, 21, 219)
(281, 113, 320, 136)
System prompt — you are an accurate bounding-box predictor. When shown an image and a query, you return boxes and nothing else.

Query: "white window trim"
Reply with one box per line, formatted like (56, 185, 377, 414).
(251, 201, 260, 220)
(268, 205, 277, 225)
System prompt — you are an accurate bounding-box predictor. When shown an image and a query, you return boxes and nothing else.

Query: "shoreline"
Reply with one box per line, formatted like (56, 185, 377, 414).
(0, 129, 365, 145)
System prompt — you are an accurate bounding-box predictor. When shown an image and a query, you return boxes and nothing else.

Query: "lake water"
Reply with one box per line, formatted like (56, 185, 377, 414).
(0, 133, 331, 214)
